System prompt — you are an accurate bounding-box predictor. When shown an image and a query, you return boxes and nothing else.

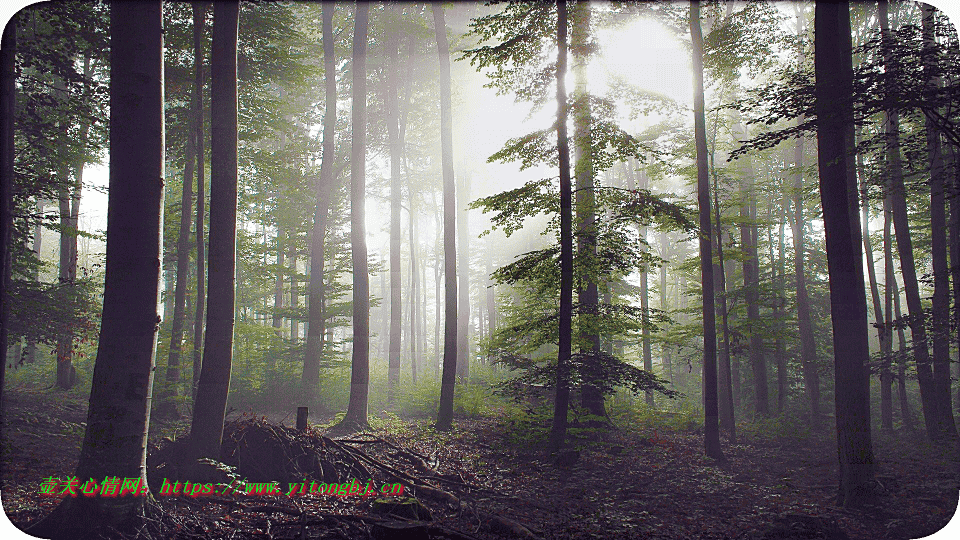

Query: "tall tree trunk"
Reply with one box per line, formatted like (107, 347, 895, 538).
(949, 142, 960, 416)
(549, 0, 573, 452)
(922, 3, 957, 439)
(159, 123, 196, 419)
(691, 0, 723, 461)
(0, 12, 17, 490)
(636, 167, 654, 408)
(342, 0, 370, 429)
(713, 160, 735, 440)
(191, 1, 207, 402)
(890, 263, 913, 431)
(814, 0, 874, 506)
(304, 1, 336, 393)
(571, 0, 604, 419)
(191, 0, 239, 461)
(881, 175, 895, 431)
(28, 3, 163, 533)
(770, 195, 787, 414)
(659, 237, 674, 385)
(289, 246, 298, 340)
(434, 195, 442, 374)
(858, 110, 891, 431)
(485, 244, 496, 360)
(409, 203, 419, 384)
(55, 65, 86, 390)
(434, 1, 459, 431)
(272, 227, 284, 334)
(456, 171, 471, 381)
(882, 1, 939, 441)
(738, 139, 768, 418)
(790, 7, 821, 426)
(386, 21, 402, 399)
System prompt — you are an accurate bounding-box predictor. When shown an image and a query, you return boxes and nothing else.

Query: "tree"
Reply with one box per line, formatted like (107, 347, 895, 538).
(303, 1, 336, 394)
(570, 0, 604, 420)
(27, 2, 164, 535)
(921, 3, 957, 440)
(159, 54, 200, 418)
(548, 0, 573, 454)
(814, 0, 874, 507)
(386, 11, 402, 399)
(0, 11, 16, 490)
(457, 171, 471, 381)
(691, 0, 723, 461)
(191, 0, 240, 462)
(340, 0, 371, 430)
(192, 1, 208, 401)
(435, 0, 458, 432)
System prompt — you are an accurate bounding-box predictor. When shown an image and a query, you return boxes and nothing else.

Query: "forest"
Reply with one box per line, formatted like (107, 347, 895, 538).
(0, 1, 958, 539)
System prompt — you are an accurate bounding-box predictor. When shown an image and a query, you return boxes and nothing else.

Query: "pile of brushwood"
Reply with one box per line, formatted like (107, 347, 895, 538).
(143, 417, 540, 540)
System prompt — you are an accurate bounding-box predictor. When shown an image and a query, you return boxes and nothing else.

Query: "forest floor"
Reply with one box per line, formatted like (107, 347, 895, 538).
(1, 383, 958, 540)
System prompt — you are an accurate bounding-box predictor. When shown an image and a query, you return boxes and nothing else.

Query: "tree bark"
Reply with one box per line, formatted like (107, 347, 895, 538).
(191, 0, 239, 462)
(342, 0, 371, 429)
(882, 0, 938, 441)
(814, 0, 874, 506)
(549, 0, 573, 453)
(159, 121, 196, 419)
(691, 0, 723, 461)
(789, 7, 821, 427)
(0, 11, 16, 490)
(737, 132, 768, 418)
(386, 20, 402, 400)
(457, 171, 471, 381)
(304, 1, 336, 393)
(713, 158, 735, 440)
(921, 3, 957, 439)
(571, 0, 604, 420)
(435, 1, 458, 431)
(191, 1, 208, 402)
(28, 3, 163, 533)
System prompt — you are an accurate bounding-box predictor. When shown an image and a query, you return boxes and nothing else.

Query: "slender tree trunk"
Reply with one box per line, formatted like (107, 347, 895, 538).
(881, 179, 895, 431)
(28, 3, 163, 533)
(771, 196, 787, 414)
(571, 1, 604, 419)
(713, 160, 735, 440)
(272, 227, 284, 334)
(486, 245, 496, 359)
(549, 0, 573, 452)
(738, 139, 768, 418)
(949, 142, 960, 416)
(814, 0, 875, 506)
(289, 246, 298, 340)
(386, 22, 402, 399)
(409, 203, 419, 384)
(191, 0, 208, 402)
(882, 2, 938, 441)
(434, 1, 458, 431)
(342, 0, 371, 429)
(890, 264, 913, 431)
(457, 171, 471, 381)
(858, 118, 891, 431)
(790, 8, 821, 427)
(304, 1, 336, 393)
(0, 12, 17, 490)
(691, 0, 723, 461)
(191, 0, 239, 461)
(159, 123, 196, 419)
(659, 238, 674, 385)
(922, 3, 957, 439)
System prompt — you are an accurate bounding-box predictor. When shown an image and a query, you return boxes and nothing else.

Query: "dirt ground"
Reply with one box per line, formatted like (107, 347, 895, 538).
(1, 384, 957, 539)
